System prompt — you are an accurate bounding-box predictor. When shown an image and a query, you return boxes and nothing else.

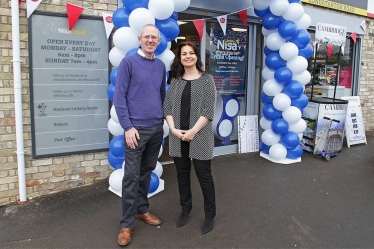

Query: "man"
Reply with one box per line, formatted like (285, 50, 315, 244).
(113, 24, 166, 246)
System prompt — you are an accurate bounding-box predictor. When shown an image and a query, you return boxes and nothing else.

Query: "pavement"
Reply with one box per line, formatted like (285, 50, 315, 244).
(1, 136, 374, 249)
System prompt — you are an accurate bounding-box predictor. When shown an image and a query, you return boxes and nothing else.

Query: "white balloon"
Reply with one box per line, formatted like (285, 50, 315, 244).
(292, 70, 312, 85)
(266, 32, 286, 51)
(252, 0, 271, 10)
(262, 129, 281, 146)
(109, 47, 127, 67)
(279, 42, 299, 61)
(157, 49, 175, 71)
(282, 106, 302, 123)
(122, 160, 126, 171)
(273, 93, 291, 111)
(262, 67, 275, 81)
(109, 169, 124, 192)
(283, 3, 304, 21)
(289, 118, 307, 134)
(158, 145, 163, 158)
(110, 105, 119, 123)
(263, 79, 284, 96)
(262, 27, 278, 37)
(162, 120, 170, 138)
(269, 143, 287, 160)
(153, 161, 163, 177)
(298, 133, 304, 140)
(113, 27, 139, 53)
(294, 13, 311, 30)
(260, 117, 273, 130)
(129, 8, 155, 35)
(173, 0, 190, 12)
(269, 0, 289, 16)
(286, 56, 308, 74)
(108, 118, 124, 136)
(167, 41, 172, 50)
(148, 0, 175, 20)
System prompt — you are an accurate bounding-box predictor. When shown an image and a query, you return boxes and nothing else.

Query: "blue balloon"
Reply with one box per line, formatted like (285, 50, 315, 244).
(254, 7, 270, 17)
(291, 94, 309, 109)
(271, 118, 289, 135)
(126, 47, 138, 57)
(289, 29, 311, 49)
(161, 138, 165, 146)
(110, 67, 118, 86)
(298, 43, 313, 59)
(108, 152, 125, 169)
(278, 20, 298, 40)
(122, 0, 148, 12)
(148, 172, 160, 193)
(262, 12, 283, 30)
(274, 67, 293, 85)
(288, 0, 301, 3)
(260, 141, 270, 154)
(283, 80, 304, 98)
(165, 83, 170, 93)
(261, 92, 274, 105)
(107, 83, 115, 101)
(280, 131, 300, 149)
(265, 53, 286, 70)
(112, 7, 130, 29)
(264, 46, 278, 56)
(155, 32, 167, 56)
(109, 135, 125, 158)
(155, 18, 180, 42)
(262, 104, 282, 120)
(170, 11, 178, 20)
(286, 145, 303, 159)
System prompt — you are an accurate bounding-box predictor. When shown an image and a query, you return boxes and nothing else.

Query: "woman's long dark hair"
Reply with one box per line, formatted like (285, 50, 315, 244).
(168, 42, 205, 82)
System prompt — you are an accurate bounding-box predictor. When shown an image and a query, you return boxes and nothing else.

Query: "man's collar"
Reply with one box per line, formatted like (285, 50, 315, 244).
(137, 49, 155, 59)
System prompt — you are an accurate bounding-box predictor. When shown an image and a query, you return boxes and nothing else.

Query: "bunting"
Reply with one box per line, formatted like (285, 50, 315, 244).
(102, 12, 114, 39)
(327, 44, 333, 58)
(216, 15, 227, 36)
(192, 19, 205, 40)
(27, 0, 42, 18)
(237, 9, 247, 27)
(66, 3, 84, 30)
(350, 32, 357, 44)
(360, 20, 366, 33)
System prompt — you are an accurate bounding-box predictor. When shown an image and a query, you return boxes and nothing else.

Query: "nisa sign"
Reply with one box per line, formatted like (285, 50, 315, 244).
(57, 28, 86, 35)
(217, 39, 240, 51)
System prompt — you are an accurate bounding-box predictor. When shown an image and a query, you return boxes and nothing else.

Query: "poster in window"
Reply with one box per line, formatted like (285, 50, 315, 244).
(209, 27, 247, 94)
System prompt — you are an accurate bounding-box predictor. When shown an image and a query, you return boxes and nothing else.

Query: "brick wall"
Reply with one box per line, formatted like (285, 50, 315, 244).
(0, 0, 117, 205)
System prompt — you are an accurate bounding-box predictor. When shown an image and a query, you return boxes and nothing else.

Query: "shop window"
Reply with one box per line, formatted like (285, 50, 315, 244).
(306, 32, 354, 98)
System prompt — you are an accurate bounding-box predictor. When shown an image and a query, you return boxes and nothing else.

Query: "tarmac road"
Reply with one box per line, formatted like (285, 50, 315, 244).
(1, 136, 373, 248)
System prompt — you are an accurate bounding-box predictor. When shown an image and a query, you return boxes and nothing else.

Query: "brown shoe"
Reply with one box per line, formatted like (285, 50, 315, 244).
(118, 228, 132, 246)
(136, 212, 161, 226)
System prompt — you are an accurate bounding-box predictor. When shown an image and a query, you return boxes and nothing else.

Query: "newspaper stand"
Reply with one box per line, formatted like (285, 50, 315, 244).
(301, 97, 348, 161)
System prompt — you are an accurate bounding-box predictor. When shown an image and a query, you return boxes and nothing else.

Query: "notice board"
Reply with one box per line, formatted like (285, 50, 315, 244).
(29, 12, 110, 158)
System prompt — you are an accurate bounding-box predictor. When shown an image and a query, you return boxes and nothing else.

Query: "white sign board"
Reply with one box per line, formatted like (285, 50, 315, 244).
(341, 96, 367, 147)
(238, 115, 259, 153)
(315, 22, 347, 46)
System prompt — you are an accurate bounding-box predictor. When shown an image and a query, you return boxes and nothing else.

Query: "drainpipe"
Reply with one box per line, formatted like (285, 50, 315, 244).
(11, 0, 27, 204)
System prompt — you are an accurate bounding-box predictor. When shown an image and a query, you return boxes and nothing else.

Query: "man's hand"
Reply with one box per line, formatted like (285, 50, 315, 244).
(125, 127, 140, 149)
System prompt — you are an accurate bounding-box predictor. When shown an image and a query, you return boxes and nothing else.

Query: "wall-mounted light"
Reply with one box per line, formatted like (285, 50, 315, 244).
(177, 21, 188, 25)
(177, 36, 186, 40)
(232, 28, 247, 32)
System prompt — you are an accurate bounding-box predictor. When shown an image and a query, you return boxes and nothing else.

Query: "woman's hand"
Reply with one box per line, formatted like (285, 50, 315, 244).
(172, 129, 187, 140)
(182, 129, 197, 142)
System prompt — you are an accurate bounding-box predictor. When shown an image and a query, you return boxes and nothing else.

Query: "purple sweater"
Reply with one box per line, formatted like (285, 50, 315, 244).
(113, 52, 166, 131)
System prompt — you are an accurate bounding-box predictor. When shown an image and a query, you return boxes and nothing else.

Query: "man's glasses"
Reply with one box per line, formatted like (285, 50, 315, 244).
(141, 35, 159, 41)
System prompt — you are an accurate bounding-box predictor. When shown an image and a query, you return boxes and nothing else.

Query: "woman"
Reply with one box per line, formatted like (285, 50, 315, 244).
(163, 42, 217, 234)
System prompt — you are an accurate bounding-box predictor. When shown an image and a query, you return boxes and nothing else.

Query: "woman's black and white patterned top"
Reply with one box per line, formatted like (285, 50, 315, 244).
(164, 74, 217, 160)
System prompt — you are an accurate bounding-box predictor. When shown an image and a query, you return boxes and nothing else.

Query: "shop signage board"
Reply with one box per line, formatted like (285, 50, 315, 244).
(238, 115, 259, 153)
(209, 27, 247, 94)
(315, 22, 347, 46)
(301, 0, 368, 16)
(29, 12, 110, 158)
(341, 96, 367, 147)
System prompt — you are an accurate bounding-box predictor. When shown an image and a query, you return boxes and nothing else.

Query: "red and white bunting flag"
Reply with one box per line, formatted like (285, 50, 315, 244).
(237, 9, 247, 27)
(192, 19, 205, 40)
(216, 15, 227, 35)
(360, 20, 366, 33)
(27, 0, 42, 18)
(66, 3, 84, 30)
(350, 32, 357, 44)
(102, 12, 114, 39)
